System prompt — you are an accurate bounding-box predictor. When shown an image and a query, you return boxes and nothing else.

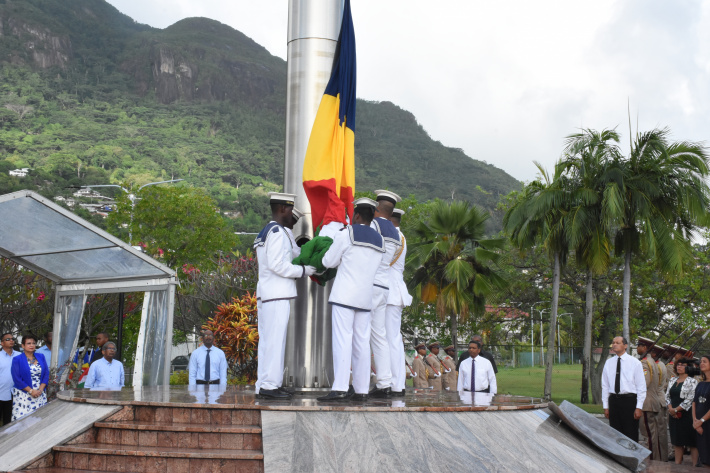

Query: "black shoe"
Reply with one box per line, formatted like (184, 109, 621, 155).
(277, 386, 294, 395)
(369, 387, 391, 398)
(347, 385, 355, 396)
(391, 390, 405, 397)
(351, 393, 368, 402)
(256, 388, 291, 400)
(317, 391, 350, 402)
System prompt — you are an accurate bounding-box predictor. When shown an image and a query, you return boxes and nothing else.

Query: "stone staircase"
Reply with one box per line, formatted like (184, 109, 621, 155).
(18, 405, 264, 473)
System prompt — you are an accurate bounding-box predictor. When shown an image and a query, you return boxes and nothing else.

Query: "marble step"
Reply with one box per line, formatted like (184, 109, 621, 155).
(94, 423, 263, 450)
(13, 469, 136, 473)
(95, 420, 261, 433)
(131, 406, 260, 426)
(53, 445, 264, 473)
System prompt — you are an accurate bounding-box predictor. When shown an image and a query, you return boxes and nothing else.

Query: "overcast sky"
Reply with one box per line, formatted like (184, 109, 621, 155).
(105, 0, 710, 183)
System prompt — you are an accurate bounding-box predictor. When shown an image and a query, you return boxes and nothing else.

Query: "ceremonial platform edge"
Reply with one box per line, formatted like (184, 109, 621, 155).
(0, 386, 639, 473)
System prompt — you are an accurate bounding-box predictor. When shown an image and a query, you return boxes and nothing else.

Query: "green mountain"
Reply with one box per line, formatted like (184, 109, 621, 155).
(0, 0, 520, 232)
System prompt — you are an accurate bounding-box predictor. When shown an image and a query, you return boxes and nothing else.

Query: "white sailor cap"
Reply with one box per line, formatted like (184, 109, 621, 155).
(268, 192, 296, 206)
(292, 207, 304, 221)
(353, 197, 378, 210)
(374, 189, 402, 205)
(392, 208, 405, 218)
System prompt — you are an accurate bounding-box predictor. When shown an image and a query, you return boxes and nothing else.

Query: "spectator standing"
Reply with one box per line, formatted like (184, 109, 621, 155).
(35, 331, 52, 369)
(188, 330, 227, 387)
(89, 332, 109, 364)
(457, 340, 497, 394)
(84, 342, 124, 389)
(665, 357, 698, 465)
(11, 334, 48, 421)
(692, 355, 710, 467)
(457, 334, 498, 374)
(0, 332, 20, 425)
(601, 336, 646, 442)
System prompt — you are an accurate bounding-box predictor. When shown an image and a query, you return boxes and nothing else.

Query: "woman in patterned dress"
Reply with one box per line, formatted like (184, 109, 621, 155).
(10, 334, 48, 421)
(666, 357, 698, 465)
(693, 355, 710, 467)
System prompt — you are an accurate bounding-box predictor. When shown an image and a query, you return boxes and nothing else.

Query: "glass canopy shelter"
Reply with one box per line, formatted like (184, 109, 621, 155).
(0, 190, 177, 386)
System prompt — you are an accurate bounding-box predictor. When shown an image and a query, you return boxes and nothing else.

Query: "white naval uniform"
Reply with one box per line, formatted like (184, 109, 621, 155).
(369, 217, 401, 389)
(322, 224, 385, 394)
(284, 227, 301, 258)
(254, 221, 306, 393)
(386, 227, 412, 392)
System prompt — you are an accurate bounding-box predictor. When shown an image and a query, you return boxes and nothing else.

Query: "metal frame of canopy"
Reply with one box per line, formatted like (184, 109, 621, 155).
(0, 190, 177, 386)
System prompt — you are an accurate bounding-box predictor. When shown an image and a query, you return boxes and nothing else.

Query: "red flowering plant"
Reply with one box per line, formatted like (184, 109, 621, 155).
(203, 293, 259, 382)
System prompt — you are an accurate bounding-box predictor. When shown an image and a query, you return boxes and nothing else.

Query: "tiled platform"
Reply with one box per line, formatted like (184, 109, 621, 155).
(58, 385, 547, 412)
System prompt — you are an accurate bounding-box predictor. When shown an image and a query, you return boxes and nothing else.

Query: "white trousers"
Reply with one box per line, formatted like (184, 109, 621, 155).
(369, 287, 392, 389)
(386, 304, 406, 391)
(255, 299, 290, 393)
(332, 304, 371, 394)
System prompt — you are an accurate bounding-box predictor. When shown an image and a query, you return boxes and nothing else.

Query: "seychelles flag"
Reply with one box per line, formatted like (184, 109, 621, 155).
(302, 0, 356, 231)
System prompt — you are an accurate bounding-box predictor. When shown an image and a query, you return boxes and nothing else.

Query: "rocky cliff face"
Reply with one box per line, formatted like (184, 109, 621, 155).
(2, 17, 72, 69)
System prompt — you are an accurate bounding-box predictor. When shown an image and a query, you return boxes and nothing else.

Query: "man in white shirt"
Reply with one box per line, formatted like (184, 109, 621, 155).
(0, 332, 20, 425)
(601, 336, 646, 442)
(188, 330, 228, 387)
(457, 340, 497, 395)
(84, 342, 125, 389)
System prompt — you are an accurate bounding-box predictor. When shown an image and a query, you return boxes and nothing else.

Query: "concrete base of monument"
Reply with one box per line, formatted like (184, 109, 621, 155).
(0, 386, 638, 472)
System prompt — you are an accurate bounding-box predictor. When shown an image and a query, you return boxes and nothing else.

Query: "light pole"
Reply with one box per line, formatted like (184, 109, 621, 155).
(530, 302, 546, 367)
(80, 179, 183, 360)
(557, 313, 572, 364)
(538, 308, 550, 366)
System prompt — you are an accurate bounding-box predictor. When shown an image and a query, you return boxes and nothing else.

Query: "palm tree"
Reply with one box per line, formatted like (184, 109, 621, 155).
(407, 200, 507, 358)
(503, 164, 570, 400)
(616, 128, 710, 348)
(557, 128, 623, 403)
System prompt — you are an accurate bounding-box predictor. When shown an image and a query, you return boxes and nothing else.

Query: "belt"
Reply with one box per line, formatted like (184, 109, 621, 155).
(609, 393, 636, 398)
(374, 284, 389, 290)
(464, 388, 490, 393)
(196, 380, 220, 385)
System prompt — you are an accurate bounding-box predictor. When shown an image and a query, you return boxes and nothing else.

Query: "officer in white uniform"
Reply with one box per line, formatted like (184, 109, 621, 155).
(317, 198, 385, 402)
(387, 208, 412, 396)
(254, 193, 316, 399)
(368, 190, 402, 397)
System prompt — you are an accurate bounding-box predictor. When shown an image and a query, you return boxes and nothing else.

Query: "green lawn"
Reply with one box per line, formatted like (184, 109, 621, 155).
(497, 364, 604, 414)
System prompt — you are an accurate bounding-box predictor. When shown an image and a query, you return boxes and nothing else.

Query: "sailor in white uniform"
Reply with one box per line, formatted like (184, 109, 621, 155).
(317, 198, 385, 402)
(387, 207, 412, 396)
(254, 192, 316, 399)
(368, 190, 402, 397)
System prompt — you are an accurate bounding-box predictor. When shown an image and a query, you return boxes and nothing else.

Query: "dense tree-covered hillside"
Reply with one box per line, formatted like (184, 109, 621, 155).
(0, 0, 520, 233)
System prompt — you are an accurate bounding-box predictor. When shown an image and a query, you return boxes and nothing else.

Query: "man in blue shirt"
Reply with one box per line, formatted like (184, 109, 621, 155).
(188, 330, 228, 387)
(36, 331, 52, 369)
(84, 342, 124, 389)
(0, 332, 20, 425)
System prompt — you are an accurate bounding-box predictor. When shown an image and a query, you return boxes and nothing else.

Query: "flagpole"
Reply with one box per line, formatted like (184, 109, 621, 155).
(283, 0, 343, 390)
